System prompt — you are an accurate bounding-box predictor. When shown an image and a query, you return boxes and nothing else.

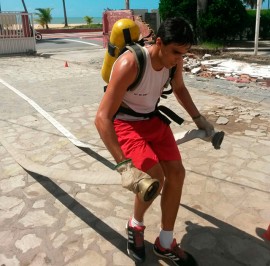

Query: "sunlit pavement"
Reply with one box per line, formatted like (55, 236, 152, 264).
(0, 48, 269, 266)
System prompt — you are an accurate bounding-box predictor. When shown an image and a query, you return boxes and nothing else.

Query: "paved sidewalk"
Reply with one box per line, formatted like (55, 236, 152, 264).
(0, 48, 269, 266)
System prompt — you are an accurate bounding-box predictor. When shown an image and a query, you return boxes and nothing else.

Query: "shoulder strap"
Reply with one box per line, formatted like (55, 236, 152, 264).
(110, 44, 176, 94)
(161, 66, 177, 98)
(104, 43, 145, 93)
(125, 44, 146, 91)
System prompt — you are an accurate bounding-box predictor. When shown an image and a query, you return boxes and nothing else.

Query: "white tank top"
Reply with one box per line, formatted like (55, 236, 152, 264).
(115, 46, 169, 121)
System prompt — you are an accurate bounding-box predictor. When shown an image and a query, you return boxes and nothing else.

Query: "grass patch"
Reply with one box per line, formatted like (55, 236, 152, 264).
(46, 23, 103, 30)
(200, 41, 224, 49)
(70, 23, 102, 29)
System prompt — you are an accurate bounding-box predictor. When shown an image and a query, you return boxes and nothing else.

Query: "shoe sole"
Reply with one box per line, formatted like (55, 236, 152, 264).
(153, 247, 180, 266)
(153, 247, 198, 266)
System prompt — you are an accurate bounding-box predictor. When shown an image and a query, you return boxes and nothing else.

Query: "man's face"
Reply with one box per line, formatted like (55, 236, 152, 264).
(158, 38, 190, 68)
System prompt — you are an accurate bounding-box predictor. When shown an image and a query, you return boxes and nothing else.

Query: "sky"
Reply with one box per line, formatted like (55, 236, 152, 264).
(0, 0, 160, 17)
(1, 0, 269, 18)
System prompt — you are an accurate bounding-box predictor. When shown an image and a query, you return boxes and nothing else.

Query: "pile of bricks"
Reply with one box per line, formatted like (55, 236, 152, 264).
(183, 54, 270, 87)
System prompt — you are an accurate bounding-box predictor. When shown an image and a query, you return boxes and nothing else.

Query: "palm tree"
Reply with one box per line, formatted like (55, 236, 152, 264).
(84, 16, 93, 26)
(21, 0, 28, 12)
(62, 0, 68, 27)
(35, 8, 53, 29)
(125, 0, 130, 9)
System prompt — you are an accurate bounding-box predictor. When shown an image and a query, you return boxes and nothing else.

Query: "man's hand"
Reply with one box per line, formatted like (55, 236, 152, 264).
(115, 159, 152, 193)
(193, 114, 214, 137)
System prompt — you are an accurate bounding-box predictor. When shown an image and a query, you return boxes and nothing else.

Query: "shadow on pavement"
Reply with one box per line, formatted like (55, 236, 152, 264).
(38, 39, 71, 44)
(25, 170, 270, 265)
(27, 170, 162, 265)
(78, 146, 115, 170)
(180, 204, 270, 266)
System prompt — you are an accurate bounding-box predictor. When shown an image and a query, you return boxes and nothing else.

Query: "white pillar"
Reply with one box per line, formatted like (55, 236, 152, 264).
(254, 0, 262, 55)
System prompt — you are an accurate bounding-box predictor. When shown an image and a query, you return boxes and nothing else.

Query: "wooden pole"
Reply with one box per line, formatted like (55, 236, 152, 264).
(21, 0, 28, 12)
(62, 0, 68, 27)
(125, 0, 130, 9)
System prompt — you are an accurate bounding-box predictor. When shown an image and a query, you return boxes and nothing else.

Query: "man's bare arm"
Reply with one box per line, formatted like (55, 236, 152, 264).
(95, 52, 138, 163)
(171, 58, 200, 119)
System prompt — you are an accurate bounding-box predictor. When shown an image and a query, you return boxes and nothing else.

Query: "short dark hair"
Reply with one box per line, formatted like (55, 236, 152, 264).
(156, 17, 194, 46)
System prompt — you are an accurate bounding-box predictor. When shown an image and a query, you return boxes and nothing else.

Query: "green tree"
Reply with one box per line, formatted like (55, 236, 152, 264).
(35, 8, 53, 29)
(246, 9, 270, 39)
(84, 16, 93, 26)
(199, 0, 248, 42)
(159, 0, 197, 29)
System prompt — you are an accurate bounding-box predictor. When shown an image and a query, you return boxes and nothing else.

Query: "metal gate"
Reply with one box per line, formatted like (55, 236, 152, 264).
(0, 12, 36, 55)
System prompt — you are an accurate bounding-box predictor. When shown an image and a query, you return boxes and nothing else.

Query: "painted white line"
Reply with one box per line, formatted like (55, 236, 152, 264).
(0, 78, 94, 149)
(0, 78, 209, 149)
(0, 78, 122, 185)
(63, 38, 100, 46)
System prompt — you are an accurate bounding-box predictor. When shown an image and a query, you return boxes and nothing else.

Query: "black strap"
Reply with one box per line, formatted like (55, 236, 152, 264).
(117, 106, 171, 125)
(116, 105, 184, 126)
(160, 66, 177, 98)
(108, 42, 175, 94)
(122, 28, 132, 44)
(157, 105, 184, 125)
(170, 66, 177, 80)
(107, 28, 134, 58)
(125, 44, 146, 91)
(117, 106, 156, 118)
(162, 65, 177, 90)
(108, 42, 116, 57)
(161, 88, 173, 99)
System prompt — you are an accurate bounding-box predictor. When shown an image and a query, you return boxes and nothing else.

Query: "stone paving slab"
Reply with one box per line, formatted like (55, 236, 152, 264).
(0, 52, 269, 266)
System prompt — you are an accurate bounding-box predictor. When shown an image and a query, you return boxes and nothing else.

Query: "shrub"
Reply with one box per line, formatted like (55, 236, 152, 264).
(159, 0, 197, 31)
(246, 9, 270, 40)
(198, 0, 248, 42)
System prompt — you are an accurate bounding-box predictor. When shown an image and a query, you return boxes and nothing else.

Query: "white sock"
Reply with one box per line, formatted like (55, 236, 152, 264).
(131, 216, 144, 227)
(159, 229, 173, 249)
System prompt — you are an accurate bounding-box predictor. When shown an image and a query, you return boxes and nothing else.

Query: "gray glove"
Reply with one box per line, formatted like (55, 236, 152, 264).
(193, 114, 214, 138)
(115, 159, 152, 193)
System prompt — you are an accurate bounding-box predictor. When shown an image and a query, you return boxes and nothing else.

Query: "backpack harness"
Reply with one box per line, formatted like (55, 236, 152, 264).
(105, 29, 184, 126)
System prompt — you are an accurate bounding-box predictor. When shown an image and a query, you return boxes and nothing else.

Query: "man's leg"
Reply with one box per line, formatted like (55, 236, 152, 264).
(126, 163, 164, 262)
(133, 163, 165, 222)
(152, 160, 198, 266)
(160, 160, 185, 231)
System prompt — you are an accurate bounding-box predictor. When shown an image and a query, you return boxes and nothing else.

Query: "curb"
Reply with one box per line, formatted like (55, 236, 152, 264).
(37, 28, 102, 34)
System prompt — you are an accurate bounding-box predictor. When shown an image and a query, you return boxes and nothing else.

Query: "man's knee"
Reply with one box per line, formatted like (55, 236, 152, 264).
(147, 163, 164, 179)
(166, 162, 186, 187)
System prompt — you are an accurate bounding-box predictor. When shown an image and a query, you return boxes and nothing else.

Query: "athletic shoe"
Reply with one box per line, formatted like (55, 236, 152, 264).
(153, 237, 198, 266)
(125, 219, 146, 262)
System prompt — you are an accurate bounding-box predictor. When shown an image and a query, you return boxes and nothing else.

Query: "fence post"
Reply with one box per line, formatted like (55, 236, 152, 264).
(21, 12, 31, 37)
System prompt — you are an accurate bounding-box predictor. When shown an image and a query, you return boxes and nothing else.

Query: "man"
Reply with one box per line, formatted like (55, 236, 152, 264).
(95, 17, 213, 265)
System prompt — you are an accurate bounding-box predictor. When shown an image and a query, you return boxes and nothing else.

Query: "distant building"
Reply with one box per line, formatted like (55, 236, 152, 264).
(132, 9, 160, 33)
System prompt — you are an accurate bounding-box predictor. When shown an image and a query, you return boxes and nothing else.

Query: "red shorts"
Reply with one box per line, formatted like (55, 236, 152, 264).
(114, 117, 181, 172)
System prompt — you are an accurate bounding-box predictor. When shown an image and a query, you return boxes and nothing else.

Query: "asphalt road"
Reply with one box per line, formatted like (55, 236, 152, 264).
(34, 32, 270, 110)
(36, 31, 104, 53)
